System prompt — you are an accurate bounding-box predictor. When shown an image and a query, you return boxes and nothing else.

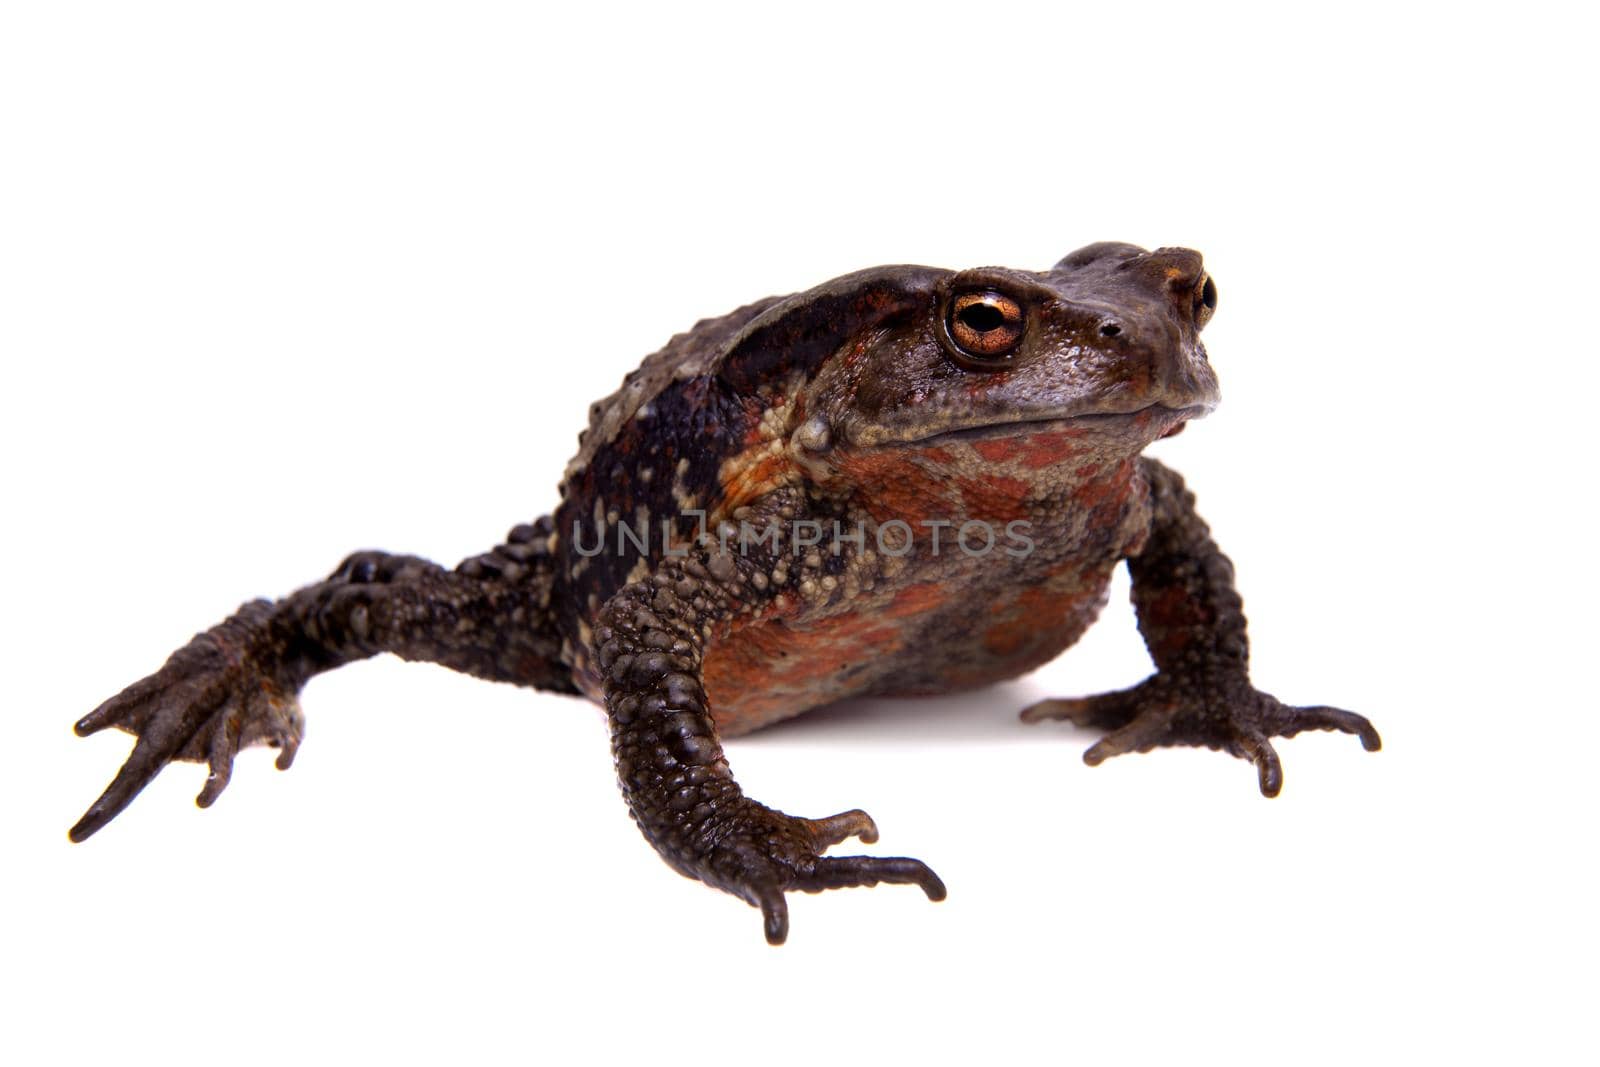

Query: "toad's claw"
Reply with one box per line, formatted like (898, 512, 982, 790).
(69, 600, 304, 842)
(705, 802, 945, 946)
(1021, 675, 1380, 798)
(753, 855, 947, 946)
(801, 808, 880, 847)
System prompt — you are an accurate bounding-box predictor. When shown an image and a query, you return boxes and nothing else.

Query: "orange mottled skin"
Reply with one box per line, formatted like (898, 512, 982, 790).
(699, 421, 1155, 734)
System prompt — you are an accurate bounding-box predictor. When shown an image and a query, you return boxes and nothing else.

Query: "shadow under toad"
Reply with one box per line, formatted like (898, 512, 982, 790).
(729, 680, 1098, 748)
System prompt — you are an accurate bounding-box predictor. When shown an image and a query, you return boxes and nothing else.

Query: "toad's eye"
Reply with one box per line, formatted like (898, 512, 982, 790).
(1195, 274, 1218, 329)
(947, 291, 1024, 364)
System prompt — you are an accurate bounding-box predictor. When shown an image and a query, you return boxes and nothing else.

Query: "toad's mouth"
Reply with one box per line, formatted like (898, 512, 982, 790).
(912, 403, 1209, 445)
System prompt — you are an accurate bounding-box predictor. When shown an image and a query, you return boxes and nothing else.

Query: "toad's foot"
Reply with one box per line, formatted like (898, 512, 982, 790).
(1020, 673, 1380, 797)
(694, 802, 946, 945)
(70, 600, 303, 842)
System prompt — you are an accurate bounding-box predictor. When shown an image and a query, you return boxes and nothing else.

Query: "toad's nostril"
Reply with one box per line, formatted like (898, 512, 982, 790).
(1100, 322, 1122, 337)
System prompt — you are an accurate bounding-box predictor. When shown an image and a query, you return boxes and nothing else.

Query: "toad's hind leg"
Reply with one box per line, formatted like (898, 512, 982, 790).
(1021, 459, 1379, 796)
(70, 517, 577, 842)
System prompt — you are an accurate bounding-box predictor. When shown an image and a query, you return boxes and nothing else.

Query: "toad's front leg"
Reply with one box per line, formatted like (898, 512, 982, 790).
(1023, 458, 1380, 796)
(594, 548, 945, 945)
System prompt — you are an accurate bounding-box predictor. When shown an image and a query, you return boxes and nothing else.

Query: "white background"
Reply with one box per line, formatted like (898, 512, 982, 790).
(3, 3, 1594, 1064)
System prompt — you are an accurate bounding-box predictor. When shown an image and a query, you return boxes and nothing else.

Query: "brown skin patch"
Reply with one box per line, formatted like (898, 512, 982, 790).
(971, 437, 1023, 463)
(981, 582, 1093, 659)
(953, 473, 1033, 523)
(883, 580, 951, 619)
(949, 569, 1112, 688)
(828, 448, 959, 528)
(1073, 458, 1137, 512)
(1018, 428, 1091, 469)
(702, 608, 907, 736)
(1143, 583, 1214, 662)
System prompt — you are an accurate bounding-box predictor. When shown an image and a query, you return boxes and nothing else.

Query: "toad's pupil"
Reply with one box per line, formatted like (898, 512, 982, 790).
(1201, 276, 1217, 310)
(960, 303, 1007, 332)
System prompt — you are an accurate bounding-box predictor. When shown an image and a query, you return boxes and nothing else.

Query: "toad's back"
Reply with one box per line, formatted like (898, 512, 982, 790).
(550, 267, 947, 678)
